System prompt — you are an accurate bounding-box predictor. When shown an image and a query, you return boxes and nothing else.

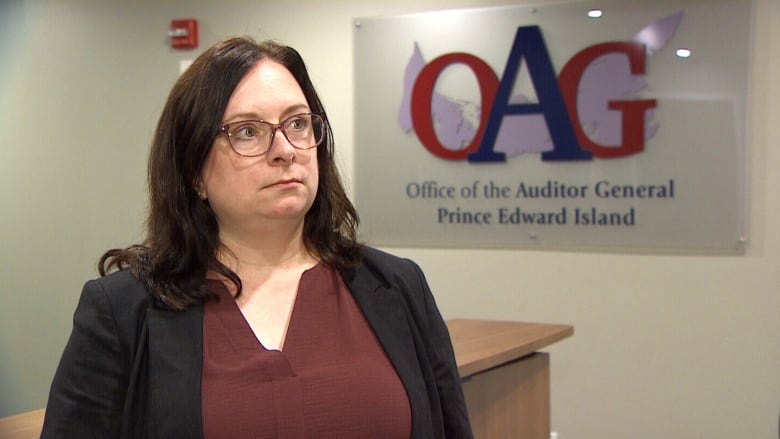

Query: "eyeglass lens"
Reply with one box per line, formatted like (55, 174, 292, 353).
(225, 113, 324, 157)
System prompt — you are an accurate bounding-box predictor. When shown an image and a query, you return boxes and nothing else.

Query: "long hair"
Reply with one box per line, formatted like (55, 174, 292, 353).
(100, 37, 361, 310)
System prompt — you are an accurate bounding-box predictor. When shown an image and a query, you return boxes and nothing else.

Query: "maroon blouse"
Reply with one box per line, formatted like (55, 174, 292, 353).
(201, 263, 412, 438)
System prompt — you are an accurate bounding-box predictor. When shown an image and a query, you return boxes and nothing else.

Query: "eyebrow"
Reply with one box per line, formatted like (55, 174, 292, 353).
(222, 104, 311, 124)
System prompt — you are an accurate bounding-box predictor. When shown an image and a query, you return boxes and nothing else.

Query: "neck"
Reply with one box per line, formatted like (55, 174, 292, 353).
(216, 220, 317, 278)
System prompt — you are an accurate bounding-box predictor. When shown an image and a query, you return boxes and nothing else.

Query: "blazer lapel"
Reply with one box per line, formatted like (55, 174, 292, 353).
(344, 266, 431, 438)
(147, 306, 204, 438)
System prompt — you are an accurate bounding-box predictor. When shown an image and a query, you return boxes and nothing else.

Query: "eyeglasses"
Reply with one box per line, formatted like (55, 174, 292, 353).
(217, 112, 326, 157)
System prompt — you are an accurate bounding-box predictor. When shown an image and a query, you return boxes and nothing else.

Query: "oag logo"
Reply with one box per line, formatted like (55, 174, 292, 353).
(398, 12, 683, 162)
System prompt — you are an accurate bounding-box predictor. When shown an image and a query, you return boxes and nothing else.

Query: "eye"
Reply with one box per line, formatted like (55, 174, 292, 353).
(231, 123, 261, 140)
(287, 116, 310, 132)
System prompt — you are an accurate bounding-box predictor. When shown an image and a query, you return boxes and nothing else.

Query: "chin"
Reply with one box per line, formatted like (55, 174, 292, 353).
(266, 202, 312, 220)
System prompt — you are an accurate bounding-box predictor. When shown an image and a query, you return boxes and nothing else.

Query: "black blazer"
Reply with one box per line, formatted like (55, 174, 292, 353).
(41, 247, 473, 438)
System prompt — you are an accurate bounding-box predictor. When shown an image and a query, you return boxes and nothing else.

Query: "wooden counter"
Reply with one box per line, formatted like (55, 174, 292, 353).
(0, 409, 45, 439)
(449, 319, 573, 439)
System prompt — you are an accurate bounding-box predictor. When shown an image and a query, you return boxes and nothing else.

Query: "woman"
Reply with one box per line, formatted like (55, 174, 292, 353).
(41, 37, 472, 438)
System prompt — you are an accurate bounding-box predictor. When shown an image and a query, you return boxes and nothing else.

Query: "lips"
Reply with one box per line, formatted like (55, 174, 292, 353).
(264, 178, 302, 189)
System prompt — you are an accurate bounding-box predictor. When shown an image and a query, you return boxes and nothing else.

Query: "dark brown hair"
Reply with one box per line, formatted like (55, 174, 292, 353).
(100, 37, 361, 309)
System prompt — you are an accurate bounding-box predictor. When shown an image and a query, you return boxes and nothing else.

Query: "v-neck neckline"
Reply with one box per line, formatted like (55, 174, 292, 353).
(207, 262, 323, 353)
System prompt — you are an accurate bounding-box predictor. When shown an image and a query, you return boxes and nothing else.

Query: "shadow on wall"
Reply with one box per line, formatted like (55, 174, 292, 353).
(0, 1, 24, 98)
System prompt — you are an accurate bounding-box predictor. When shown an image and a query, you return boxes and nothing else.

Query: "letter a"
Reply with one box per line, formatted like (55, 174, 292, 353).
(469, 26, 592, 162)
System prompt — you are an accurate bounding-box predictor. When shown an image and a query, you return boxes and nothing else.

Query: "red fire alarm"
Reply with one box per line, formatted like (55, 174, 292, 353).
(169, 19, 198, 49)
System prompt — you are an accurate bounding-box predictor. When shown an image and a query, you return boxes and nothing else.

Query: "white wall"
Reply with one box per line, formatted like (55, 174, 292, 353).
(1, 1, 777, 438)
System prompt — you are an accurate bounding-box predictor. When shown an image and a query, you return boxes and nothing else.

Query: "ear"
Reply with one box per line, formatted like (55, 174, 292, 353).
(193, 179, 207, 200)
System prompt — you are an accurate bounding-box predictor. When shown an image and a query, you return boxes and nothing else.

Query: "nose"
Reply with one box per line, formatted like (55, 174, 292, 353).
(266, 128, 296, 164)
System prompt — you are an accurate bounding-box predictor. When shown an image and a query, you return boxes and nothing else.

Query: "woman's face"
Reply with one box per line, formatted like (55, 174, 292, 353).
(199, 59, 319, 238)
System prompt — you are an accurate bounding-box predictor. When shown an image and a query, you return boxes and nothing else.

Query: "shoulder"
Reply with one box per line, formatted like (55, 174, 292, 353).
(76, 269, 157, 327)
(63, 270, 159, 368)
(356, 246, 425, 286)
(83, 269, 153, 305)
(349, 247, 434, 306)
(359, 246, 412, 269)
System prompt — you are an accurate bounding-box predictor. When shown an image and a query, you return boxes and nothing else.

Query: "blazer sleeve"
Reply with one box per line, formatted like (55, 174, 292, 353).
(41, 278, 131, 438)
(406, 259, 474, 439)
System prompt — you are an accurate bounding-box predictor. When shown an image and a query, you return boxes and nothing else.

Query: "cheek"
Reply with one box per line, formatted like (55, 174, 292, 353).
(201, 145, 259, 196)
(200, 154, 229, 197)
(199, 152, 217, 194)
(310, 155, 320, 193)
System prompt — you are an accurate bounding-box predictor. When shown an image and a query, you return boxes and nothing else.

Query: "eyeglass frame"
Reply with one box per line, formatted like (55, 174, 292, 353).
(216, 112, 326, 157)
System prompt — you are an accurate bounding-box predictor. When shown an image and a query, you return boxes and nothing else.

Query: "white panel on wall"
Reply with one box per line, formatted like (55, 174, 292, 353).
(354, 0, 750, 253)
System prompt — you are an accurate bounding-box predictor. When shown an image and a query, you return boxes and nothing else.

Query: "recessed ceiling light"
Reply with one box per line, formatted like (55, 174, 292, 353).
(676, 48, 692, 58)
(588, 9, 603, 18)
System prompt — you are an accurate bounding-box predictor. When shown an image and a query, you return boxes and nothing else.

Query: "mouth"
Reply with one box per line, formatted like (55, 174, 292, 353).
(264, 178, 302, 189)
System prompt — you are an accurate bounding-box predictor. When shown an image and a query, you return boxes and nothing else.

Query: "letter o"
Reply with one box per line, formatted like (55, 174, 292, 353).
(406, 182, 420, 198)
(411, 53, 499, 160)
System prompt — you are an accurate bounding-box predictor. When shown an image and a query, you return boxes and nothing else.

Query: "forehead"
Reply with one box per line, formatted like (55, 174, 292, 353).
(223, 59, 307, 120)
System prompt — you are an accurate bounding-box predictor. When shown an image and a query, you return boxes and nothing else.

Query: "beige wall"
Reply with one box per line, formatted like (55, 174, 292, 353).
(1, 0, 778, 438)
